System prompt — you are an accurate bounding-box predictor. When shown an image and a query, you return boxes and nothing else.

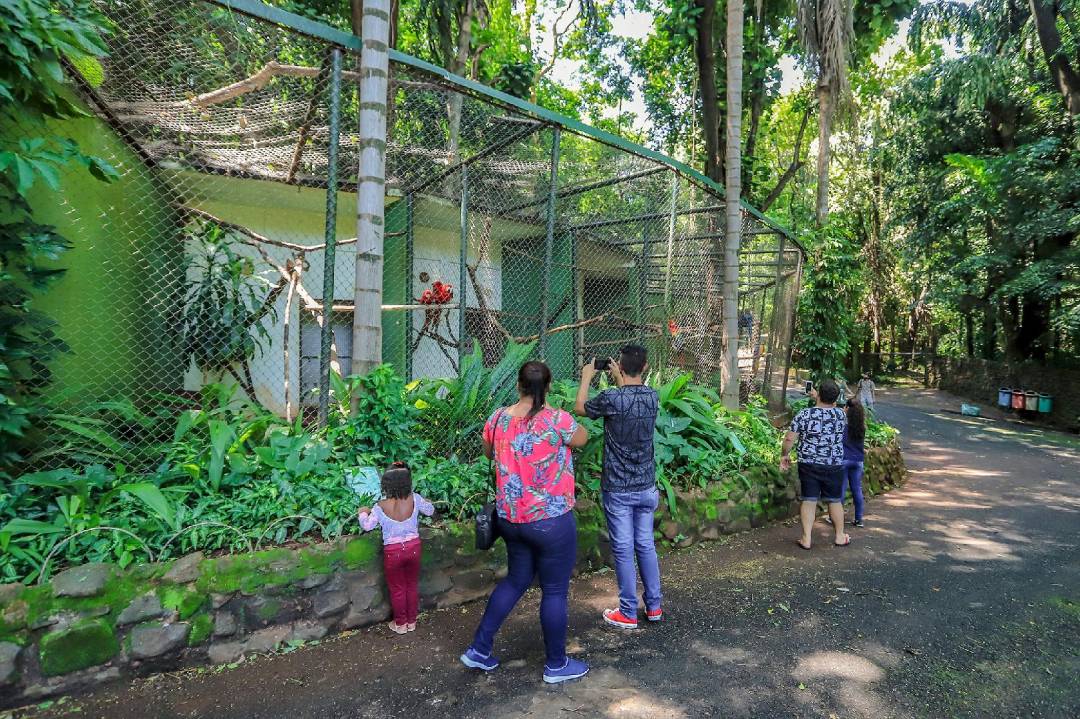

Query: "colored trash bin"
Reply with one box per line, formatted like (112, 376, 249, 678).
(1038, 394, 1053, 413)
(1011, 390, 1026, 410)
(998, 388, 1012, 407)
(1024, 391, 1039, 411)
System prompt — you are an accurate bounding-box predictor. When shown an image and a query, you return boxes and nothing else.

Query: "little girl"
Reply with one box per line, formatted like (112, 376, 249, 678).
(357, 462, 435, 634)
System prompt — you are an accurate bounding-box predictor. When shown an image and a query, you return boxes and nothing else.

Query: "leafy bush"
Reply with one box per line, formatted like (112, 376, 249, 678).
(866, 415, 899, 447)
(326, 365, 426, 466)
(0, 355, 901, 583)
(409, 340, 535, 460)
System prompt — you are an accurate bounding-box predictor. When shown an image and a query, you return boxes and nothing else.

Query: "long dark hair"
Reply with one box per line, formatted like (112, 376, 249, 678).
(518, 361, 551, 419)
(846, 397, 866, 446)
(381, 461, 412, 499)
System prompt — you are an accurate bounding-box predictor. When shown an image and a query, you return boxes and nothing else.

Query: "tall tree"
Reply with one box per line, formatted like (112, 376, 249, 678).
(797, 0, 854, 225)
(721, 0, 744, 408)
(694, 0, 723, 182)
(1027, 0, 1080, 115)
(351, 0, 392, 378)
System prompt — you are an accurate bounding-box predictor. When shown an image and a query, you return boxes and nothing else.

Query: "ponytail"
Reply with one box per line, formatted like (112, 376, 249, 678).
(518, 361, 552, 419)
(381, 461, 412, 499)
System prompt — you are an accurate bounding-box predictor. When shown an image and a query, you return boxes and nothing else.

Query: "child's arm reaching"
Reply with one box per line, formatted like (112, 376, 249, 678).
(415, 494, 435, 517)
(357, 506, 380, 531)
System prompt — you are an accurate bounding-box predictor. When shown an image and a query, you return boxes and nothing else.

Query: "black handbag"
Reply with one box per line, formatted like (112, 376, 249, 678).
(475, 409, 505, 551)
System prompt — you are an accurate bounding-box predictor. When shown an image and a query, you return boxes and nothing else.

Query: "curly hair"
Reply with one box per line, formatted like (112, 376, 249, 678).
(381, 461, 413, 499)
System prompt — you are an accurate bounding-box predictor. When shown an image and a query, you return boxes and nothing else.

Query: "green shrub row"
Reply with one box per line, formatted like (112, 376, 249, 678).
(1, 341, 897, 584)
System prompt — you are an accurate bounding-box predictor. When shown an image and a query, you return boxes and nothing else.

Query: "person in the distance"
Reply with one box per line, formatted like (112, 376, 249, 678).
(575, 344, 662, 629)
(781, 379, 851, 549)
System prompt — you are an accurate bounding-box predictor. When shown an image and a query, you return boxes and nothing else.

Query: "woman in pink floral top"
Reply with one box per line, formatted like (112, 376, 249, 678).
(461, 361, 592, 684)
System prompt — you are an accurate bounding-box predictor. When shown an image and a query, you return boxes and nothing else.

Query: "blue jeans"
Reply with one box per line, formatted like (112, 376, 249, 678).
(602, 489, 662, 620)
(470, 511, 576, 666)
(843, 460, 865, 522)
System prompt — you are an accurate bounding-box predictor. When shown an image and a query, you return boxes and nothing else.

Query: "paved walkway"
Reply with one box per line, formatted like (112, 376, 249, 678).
(16, 388, 1080, 719)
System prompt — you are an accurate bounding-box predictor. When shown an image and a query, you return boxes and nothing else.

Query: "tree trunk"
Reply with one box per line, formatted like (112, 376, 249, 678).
(446, 0, 474, 161)
(743, 3, 767, 197)
(720, 0, 743, 409)
(814, 81, 832, 225)
(965, 311, 975, 357)
(981, 272, 998, 360)
(694, 0, 723, 183)
(350, 0, 391, 379)
(1028, 0, 1080, 115)
(760, 103, 811, 212)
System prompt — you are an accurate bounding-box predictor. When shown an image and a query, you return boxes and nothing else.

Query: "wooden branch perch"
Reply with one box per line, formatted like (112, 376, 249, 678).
(189, 62, 361, 108)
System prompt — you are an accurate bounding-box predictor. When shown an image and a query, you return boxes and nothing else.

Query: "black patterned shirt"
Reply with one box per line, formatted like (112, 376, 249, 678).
(790, 406, 847, 466)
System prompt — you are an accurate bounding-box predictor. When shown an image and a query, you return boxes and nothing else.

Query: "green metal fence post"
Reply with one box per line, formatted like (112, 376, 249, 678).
(458, 166, 468, 370)
(405, 192, 415, 381)
(662, 170, 679, 311)
(540, 127, 561, 359)
(637, 221, 649, 343)
(763, 235, 786, 404)
(317, 47, 342, 427)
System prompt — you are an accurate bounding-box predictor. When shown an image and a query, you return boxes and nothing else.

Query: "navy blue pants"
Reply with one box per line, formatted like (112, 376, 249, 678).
(470, 511, 577, 666)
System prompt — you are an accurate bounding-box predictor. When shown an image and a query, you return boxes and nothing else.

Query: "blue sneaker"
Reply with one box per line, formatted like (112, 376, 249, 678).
(542, 657, 590, 684)
(460, 646, 499, 672)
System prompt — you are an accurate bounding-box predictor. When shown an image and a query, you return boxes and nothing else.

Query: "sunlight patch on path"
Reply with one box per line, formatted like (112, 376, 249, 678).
(486, 667, 687, 719)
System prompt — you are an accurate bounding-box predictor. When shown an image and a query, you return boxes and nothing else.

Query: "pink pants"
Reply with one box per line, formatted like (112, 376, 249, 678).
(383, 538, 421, 625)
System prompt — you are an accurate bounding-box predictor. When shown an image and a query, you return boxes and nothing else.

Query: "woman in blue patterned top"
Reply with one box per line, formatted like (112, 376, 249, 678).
(780, 379, 851, 549)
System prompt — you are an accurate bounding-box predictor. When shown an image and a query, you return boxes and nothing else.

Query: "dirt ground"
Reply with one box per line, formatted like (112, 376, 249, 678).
(8, 387, 1079, 719)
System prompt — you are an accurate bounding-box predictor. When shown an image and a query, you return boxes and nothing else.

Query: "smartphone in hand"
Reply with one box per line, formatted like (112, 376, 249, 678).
(805, 380, 813, 394)
(594, 358, 611, 371)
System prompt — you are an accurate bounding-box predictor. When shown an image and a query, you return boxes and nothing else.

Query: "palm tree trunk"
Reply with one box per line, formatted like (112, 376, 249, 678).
(350, 0, 391, 379)
(721, 0, 744, 409)
(815, 81, 832, 226)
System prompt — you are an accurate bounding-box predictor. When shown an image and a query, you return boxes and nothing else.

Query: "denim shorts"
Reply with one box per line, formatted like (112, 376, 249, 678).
(798, 463, 845, 503)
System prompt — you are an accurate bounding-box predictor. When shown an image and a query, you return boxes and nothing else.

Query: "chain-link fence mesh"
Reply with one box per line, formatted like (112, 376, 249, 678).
(22, 0, 802, 467)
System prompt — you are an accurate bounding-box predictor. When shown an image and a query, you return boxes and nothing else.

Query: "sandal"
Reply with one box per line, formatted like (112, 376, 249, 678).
(796, 539, 812, 551)
(834, 535, 852, 547)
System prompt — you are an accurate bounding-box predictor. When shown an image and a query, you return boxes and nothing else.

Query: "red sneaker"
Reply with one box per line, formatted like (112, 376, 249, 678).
(602, 609, 638, 629)
(646, 608, 663, 622)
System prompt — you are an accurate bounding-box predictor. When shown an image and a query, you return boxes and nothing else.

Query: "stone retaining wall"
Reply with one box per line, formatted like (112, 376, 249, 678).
(0, 445, 905, 707)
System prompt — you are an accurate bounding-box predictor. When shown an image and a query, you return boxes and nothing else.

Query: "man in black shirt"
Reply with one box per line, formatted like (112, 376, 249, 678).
(575, 344, 662, 629)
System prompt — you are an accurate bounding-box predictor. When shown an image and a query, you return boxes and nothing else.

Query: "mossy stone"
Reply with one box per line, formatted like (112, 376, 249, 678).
(343, 536, 379, 569)
(158, 586, 207, 620)
(38, 619, 118, 677)
(187, 613, 213, 646)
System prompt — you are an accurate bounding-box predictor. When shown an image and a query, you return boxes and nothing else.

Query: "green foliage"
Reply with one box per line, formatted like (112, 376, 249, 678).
(326, 364, 427, 466)
(0, 0, 118, 478)
(794, 220, 864, 379)
(409, 340, 535, 460)
(865, 413, 899, 447)
(180, 220, 276, 397)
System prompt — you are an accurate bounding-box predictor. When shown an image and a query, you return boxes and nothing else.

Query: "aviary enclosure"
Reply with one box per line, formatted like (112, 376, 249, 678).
(28, 0, 803, 458)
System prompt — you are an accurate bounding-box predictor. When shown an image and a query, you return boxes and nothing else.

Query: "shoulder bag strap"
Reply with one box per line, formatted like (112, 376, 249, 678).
(489, 408, 506, 495)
